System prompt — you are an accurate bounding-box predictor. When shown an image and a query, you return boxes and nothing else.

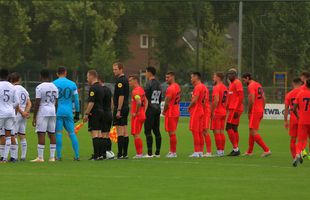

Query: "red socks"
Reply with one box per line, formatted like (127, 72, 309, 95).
(290, 137, 296, 158)
(235, 131, 239, 146)
(192, 131, 201, 152)
(254, 134, 270, 152)
(214, 134, 221, 151)
(247, 134, 255, 153)
(134, 138, 143, 155)
(220, 133, 226, 151)
(204, 134, 212, 153)
(169, 134, 177, 153)
(227, 129, 238, 149)
(199, 132, 204, 152)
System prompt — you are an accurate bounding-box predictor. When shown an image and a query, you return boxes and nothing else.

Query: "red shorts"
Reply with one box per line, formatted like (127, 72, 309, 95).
(227, 110, 242, 125)
(190, 113, 204, 132)
(249, 112, 263, 130)
(131, 116, 145, 135)
(297, 124, 310, 141)
(203, 112, 210, 130)
(211, 115, 226, 130)
(289, 123, 298, 137)
(165, 116, 179, 132)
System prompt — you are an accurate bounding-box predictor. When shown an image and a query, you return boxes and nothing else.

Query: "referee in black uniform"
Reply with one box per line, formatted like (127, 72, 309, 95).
(112, 62, 130, 159)
(144, 66, 162, 157)
(83, 70, 109, 160)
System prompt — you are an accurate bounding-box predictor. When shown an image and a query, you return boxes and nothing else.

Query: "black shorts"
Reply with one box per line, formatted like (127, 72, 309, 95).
(88, 111, 104, 132)
(102, 111, 112, 133)
(113, 107, 129, 126)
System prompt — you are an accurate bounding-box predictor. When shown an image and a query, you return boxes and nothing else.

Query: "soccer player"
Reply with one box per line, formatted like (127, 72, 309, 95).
(53, 67, 80, 161)
(188, 72, 207, 158)
(211, 72, 228, 157)
(292, 79, 310, 167)
(98, 77, 114, 158)
(31, 69, 58, 162)
(0, 69, 19, 163)
(10, 72, 31, 161)
(300, 71, 310, 90)
(163, 71, 181, 158)
(242, 72, 271, 157)
(202, 81, 212, 157)
(144, 66, 162, 158)
(226, 68, 244, 156)
(83, 70, 109, 160)
(284, 78, 303, 158)
(112, 63, 130, 159)
(129, 75, 148, 158)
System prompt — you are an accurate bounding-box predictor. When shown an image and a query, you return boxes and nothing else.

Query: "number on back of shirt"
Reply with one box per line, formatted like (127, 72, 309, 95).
(222, 91, 228, 104)
(174, 92, 181, 105)
(45, 91, 57, 103)
(58, 87, 72, 99)
(3, 90, 10, 102)
(20, 93, 27, 105)
(151, 90, 161, 104)
(258, 87, 264, 99)
(303, 98, 310, 111)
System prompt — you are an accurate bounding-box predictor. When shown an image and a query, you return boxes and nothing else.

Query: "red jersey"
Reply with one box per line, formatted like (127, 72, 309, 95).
(295, 89, 310, 124)
(212, 83, 228, 116)
(248, 81, 265, 113)
(165, 83, 181, 117)
(227, 79, 244, 111)
(301, 84, 307, 90)
(204, 86, 210, 115)
(131, 86, 146, 119)
(285, 88, 302, 124)
(190, 82, 206, 115)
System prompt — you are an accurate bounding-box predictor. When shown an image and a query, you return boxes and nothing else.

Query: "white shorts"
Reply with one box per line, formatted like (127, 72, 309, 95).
(0, 117, 15, 135)
(36, 116, 56, 133)
(14, 116, 27, 135)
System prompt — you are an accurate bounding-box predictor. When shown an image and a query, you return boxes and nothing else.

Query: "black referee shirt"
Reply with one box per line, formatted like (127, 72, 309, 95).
(145, 78, 162, 114)
(102, 85, 112, 112)
(113, 74, 129, 110)
(88, 82, 106, 114)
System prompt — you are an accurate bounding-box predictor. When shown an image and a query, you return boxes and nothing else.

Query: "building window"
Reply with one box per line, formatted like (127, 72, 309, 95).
(140, 34, 149, 49)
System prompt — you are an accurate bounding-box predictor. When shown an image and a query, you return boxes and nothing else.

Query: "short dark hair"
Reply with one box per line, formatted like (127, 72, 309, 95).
(57, 66, 67, 75)
(0, 69, 9, 80)
(8, 72, 20, 83)
(307, 79, 310, 88)
(301, 71, 310, 79)
(40, 69, 50, 79)
(191, 72, 201, 79)
(242, 72, 252, 80)
(128, 74, 140, 83)
(146, 66, 156, 76)
(293, 77, 303, 85)
(113, 62, 124, 70)
(215, 72, 225, 80)
(166, 71, 175, 76)
(88, 70, 98, 78)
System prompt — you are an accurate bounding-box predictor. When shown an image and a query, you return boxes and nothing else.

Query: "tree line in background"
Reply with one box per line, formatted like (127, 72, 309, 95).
(0, 1, 309, 84)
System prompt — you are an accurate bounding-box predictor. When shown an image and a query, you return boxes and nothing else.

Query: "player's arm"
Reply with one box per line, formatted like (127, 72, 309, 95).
(32, 98, 41, 127)
(116, 95, 124, 118)
(188, 95, 198, 112)
(83, 87, 95, 122)
(248, 93, 255, 115)
(145, 97, 149, 112)
(133, 94, 141, 117)
(284, 103, 289, 129)
(234, 90, 244, 118)
(211, 94, 219, 118)
(163, 96, 171, 115)
(73, 86, 80, 122)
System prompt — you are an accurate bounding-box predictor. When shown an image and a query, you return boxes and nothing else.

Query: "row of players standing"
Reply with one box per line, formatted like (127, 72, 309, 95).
(84, 63, 272, 159)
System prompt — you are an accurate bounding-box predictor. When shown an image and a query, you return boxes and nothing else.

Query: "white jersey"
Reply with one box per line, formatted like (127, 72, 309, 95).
(14, 85, 30, 117)
(36, 82, 58, 117)
(0, 81, 19, 118)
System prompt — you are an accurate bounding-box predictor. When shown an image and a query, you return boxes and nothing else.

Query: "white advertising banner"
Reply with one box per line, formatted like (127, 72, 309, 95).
(263, 104, 285, 120)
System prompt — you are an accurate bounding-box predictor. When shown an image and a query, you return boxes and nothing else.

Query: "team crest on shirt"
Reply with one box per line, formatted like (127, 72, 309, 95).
(90, 91, 95, 96)
(118, 83, 123, 88)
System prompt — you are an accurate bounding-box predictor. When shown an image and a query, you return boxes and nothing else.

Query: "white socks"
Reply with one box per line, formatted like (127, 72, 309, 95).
(50, 144, 56, 159)
(4, 137, 11, 160)
(37, 144, 45, 159)
(0, 144, 4, 158)
(20, 139, 27, 159)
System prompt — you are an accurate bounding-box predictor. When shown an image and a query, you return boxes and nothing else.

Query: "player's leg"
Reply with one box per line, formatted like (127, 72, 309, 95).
(64, 117, 79, 160)
(293, 125, 308, 166)
(226, 123, 240, 156)
(212, 116, 223, 156)
(55, 116, 64, 160)
(18, 133, 27, 161)
(10, 131, 18, 162)
(47, 116, 57, 162)
(0, 132, 5, 160)
(122, 108, 130, 159)
(289, 124, 298, 158)
(31, 116, 46, 162)
(166, 117, 178, 158)
(131, 117, 144, 158)
(203, 128, 212, 156)
(251, 113, 271, 157)
(144, 113, 154, 156)
(189, 115, 201, 157)
(99, 113, 112, 160)
(3, 118, 15, 162)
(153, 113, 162, 157)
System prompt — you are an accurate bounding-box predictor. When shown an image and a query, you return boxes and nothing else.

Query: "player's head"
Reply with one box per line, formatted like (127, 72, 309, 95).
(40, 69, 50, 81)
(165, 71, 175, 85)
(0, 69, 9, 81)
(242, 72, 252, 85)
(112, 62, 124, 77)
(292, 77, 303, 89)
(191, 72, 201, 85)
(300, 71, 310, 83)
(146, 66, 156, 80)
(227, 68, 237, 82)
(128, 74, 139, 88)
(57, 66, 67, 77)
(87, 69, 98, 85)
(213, 72, 224, 85)
(8, 72, 21, 84)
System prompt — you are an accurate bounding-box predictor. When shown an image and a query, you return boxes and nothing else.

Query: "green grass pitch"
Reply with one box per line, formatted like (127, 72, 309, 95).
(0, 116, 309, 200)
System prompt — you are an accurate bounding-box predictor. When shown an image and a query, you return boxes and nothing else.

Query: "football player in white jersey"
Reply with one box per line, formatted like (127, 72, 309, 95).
(9, 72, 31, 161)
(31, 69, 58, 162)
(0, 69, 19, 163)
